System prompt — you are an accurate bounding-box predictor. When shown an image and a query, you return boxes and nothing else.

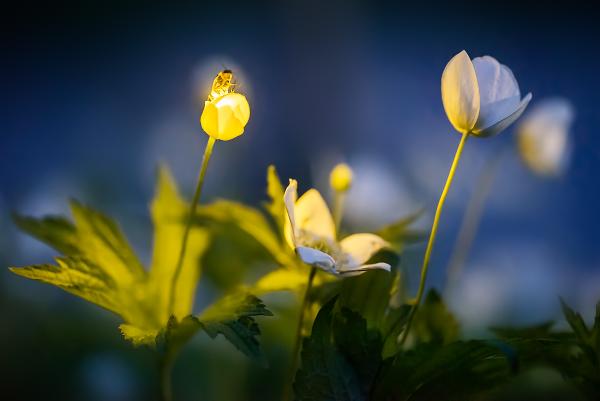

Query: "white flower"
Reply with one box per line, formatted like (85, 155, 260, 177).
(283, 179, 391, 276)
(517, 98, 574, 176)
(441, 50, 532, 137)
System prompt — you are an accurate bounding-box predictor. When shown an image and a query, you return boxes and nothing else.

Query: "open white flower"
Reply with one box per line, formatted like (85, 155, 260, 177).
(442, 50, 532, 137)
(283, 179, 391, 276)
(517, 98, 574, 176)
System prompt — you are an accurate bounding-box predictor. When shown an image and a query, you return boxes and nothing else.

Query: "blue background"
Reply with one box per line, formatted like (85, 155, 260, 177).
(2, 1, 599, 399)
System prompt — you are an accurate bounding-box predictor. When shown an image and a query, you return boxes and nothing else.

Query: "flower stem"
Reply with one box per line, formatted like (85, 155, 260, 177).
(445, 146, 506, 292)
(159, 351, 175, 401)
(167, 136, 216, 317)
(284, 266, 317, 401)
(399, 132, 469, 345)
(332, 191, 346, 234)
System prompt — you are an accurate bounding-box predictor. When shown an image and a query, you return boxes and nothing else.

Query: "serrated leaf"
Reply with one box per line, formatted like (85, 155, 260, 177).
(119, 324, 160, 347)
(195, 199, 293, 267)
(294, 297, 363, 401)
(332, 307, 383, 396)
(375, 340, 511, 401)
(264, 164, 287, 233)
(10, 256, 121, 315)
(198, 293, 272, 364)
(12, 214, 79, 255)
(69, 200, 146, 283)
(148, 166, 210, 322)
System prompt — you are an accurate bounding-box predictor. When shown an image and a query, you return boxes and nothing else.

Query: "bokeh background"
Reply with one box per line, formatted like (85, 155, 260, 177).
(2, 1, 599, 400)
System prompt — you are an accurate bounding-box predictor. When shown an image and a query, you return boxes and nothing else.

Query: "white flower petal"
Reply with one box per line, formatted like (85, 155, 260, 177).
(473, 93, 532, 137)
(294, 189, 336, 242)
(441, 50, 481, 134)
(283, 179, 298, 248)
(295, 246, 336, 273)
(340, 233, 390, 267)
(517, 98, 574, 176)
(337, 262, 391, 277)
(472, 56, 522, 131)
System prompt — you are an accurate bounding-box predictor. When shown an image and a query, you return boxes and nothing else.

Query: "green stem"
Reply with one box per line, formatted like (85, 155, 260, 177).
(284, 266, 317, 401)
(399, 132, 469, 345)
(444, 146, 506, 292)
(167, 136, 216, 317)
(332, 190, 346, 234)
(159, 351, 175, 401)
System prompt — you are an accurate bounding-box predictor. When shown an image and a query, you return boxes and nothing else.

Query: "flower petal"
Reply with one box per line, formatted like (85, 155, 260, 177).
(294, 189, 336, 242)
(473, 93, 532, 137)
(517, 98, 574, 176)
(441, 50, 481, 134)
(472, 56, 522, 131)
(337, 262, 391, 277)
(340, 233, 390, 267)
(283, 179, 299, 249)
(295, 246, 336, 273)
(200, 93, 250, 141)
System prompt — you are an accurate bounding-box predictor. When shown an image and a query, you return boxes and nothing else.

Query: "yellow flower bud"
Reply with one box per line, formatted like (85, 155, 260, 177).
(330, 163, 353, 192)
(200, 93, 250, 141)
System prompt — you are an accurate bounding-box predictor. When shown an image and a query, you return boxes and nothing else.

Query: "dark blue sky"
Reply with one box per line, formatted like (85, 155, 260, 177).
(2, 0, 600, 323)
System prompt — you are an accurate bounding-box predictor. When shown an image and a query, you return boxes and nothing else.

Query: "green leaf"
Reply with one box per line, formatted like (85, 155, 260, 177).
(381, 305, 411, 359)
(339, 269, 395, 330)
(264, 164, 287, 233)
(294, 297, 363, 401)
(10, 256, 121, 315)
(147, 166, 210, 323)
(119, 324, 160, 347)
(375, 341, 511, 401)
(491, 322, 556, 340)
(411, 289, 459, 345)
(375, 209, 427, 251)
(12, 214, 79, 255)
(198, 293, 273, 364)
(560, 298, 590, 343)
(69, 200, 147, 283)
(332, 307, 383, 396)
(195, 199, 293, 267)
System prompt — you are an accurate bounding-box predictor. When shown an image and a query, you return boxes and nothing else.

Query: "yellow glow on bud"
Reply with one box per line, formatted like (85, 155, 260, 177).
(200, 70, 250, 141)
(330, 163, 353, 192)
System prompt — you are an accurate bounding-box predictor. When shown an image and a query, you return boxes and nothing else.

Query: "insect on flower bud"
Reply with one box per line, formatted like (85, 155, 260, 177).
(330, 163, 353, 192)
(200, 70, 250, 141)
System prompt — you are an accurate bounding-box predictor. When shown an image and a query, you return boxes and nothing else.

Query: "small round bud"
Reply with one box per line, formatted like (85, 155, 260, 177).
(200, 93, 250, 141)
(330, 163, 353, 192)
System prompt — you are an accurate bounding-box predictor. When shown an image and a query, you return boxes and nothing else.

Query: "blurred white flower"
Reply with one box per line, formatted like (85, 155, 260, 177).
(283, 179, 391, 276)
(442, 50, 532, 137)
(517, 98, 574, 176)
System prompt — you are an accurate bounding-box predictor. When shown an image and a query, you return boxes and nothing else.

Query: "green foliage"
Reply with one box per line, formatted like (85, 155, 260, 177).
(294, 289, 512, 401)
(199, 294, 273, 365)
(10, 165, 271, 361)
(374, 341, 512, 401)
(375, 209, 427, 252)
(264, 164, 287, 234)
(294, 297, 364, 401)
(411, 289, 460, 345)
(489, 300, 600, 400)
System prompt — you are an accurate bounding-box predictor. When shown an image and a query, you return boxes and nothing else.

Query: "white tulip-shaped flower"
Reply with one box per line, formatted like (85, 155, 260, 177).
(517, 98, 574, 176)
(442, 50, 532, 137)
(283, 179, 391, 276)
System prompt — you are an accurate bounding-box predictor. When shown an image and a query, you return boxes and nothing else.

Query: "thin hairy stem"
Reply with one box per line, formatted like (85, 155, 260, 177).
(399, 132, 469, 345)
(167, 136, 216, 317)
(284, 266, 317, 401)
